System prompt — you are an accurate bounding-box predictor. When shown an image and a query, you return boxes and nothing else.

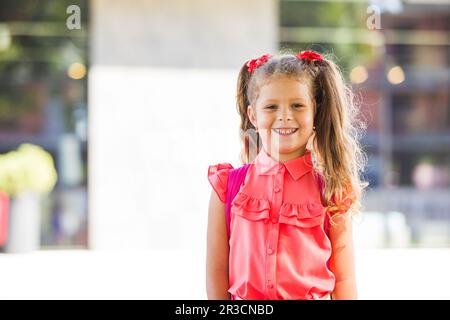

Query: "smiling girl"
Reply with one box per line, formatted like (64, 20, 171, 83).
(206, 51, 368, 300)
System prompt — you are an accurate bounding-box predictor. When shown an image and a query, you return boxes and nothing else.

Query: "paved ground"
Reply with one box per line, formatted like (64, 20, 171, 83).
(0, 248, 448, 299)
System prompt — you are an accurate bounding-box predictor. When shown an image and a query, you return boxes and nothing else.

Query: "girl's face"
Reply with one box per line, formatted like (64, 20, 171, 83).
(247, 77, 315, 163)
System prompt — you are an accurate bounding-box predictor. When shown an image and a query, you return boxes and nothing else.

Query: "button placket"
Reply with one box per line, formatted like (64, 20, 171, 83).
(265, 227, 278, 298)
(265, 166, 284, 298)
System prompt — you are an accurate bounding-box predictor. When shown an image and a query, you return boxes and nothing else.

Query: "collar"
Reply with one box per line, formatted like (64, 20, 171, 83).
(254, 148, 313, 181)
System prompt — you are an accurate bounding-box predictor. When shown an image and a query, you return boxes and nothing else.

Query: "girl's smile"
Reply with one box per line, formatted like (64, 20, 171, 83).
(272, 128, 299, 136)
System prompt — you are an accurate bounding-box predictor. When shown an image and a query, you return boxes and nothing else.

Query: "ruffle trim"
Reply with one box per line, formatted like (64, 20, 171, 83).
(231, 191, 325, 228)
(207, 163, 234, 203)
(326, 187, 356, 216)
(231, 192, 270, 221)
(279, 202, 325, 228)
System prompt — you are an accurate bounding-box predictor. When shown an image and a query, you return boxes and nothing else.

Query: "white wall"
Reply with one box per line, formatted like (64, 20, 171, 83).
(89, 67, 240, 250)
(91, 0, 278, 68)
(89, 0, 277, 250)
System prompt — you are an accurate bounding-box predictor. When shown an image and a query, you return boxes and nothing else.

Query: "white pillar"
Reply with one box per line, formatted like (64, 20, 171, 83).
(89, 0, 277, 250)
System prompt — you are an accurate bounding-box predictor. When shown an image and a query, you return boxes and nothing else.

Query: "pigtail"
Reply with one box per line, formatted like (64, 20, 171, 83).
(312, 57, 368, 223)
(236, 63, 260, 164)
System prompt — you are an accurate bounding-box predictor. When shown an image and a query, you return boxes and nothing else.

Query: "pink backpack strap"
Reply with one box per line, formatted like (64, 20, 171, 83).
(225, 164, 251, 240)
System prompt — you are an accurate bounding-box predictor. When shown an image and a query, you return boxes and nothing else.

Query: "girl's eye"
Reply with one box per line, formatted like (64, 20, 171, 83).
(264, 104, 304, 110)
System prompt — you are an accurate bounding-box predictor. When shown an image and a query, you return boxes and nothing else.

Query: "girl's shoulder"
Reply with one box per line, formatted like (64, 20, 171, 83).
(208, 162, 234, 176)
(207, 162, 253, 203)
(207, 162, 234, 203)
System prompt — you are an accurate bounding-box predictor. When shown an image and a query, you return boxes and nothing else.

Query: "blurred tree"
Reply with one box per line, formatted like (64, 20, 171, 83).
(279, 0, 378, 77)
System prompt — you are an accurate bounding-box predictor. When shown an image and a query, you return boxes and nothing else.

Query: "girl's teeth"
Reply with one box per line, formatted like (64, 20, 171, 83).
(273, 128, 297, 135)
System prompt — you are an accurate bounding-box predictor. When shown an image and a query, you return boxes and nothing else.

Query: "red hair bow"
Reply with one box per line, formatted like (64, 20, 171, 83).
(297, 50, 323, 62)
(246, 54, 272, 73)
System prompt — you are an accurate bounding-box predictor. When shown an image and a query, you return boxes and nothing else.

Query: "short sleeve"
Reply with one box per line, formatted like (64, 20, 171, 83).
(207, 163, 234, 203)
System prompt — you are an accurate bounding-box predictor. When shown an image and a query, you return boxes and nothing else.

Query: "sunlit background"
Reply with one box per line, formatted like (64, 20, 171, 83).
(0, 0, 449, 299)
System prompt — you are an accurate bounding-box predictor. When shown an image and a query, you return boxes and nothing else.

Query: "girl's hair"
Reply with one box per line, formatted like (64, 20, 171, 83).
(236, 50, 368, 220)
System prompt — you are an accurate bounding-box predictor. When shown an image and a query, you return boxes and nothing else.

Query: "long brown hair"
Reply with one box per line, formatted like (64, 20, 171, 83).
(235, 51, 368, 219)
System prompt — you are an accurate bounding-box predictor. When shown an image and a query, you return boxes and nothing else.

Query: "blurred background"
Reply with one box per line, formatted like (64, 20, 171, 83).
(0, 0, 88, 249)
(0, 0, 449, 299)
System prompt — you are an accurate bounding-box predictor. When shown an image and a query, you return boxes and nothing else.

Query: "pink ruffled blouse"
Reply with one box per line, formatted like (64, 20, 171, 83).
(208, 149, 336, 300)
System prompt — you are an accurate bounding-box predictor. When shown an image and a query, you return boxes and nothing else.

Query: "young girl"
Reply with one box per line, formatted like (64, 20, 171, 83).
(206, 50, 367, 300)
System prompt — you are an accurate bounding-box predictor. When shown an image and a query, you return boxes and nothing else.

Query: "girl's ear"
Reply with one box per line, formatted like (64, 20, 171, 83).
(306, 130, 316, 151)
(247, 105, 258, 128)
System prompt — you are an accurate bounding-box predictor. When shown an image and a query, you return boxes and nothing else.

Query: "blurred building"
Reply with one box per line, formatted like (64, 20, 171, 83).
(280, 0, 450, 247)
(361, 1, 449, 247)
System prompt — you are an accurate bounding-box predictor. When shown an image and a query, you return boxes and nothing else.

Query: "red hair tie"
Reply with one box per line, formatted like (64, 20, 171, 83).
(246, 54, 272, 73)
(296, 50, 323, 62)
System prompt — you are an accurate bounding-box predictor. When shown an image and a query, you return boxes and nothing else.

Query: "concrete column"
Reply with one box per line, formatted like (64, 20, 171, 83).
(89, 0, 277, 250)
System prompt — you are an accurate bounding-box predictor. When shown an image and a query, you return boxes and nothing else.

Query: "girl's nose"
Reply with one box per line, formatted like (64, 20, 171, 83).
(278, 107, 293, 121)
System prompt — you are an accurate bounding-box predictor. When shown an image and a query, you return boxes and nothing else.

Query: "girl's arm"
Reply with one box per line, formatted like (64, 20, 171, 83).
(328, 213, 358, 300)
(206, 189, 231, 300)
